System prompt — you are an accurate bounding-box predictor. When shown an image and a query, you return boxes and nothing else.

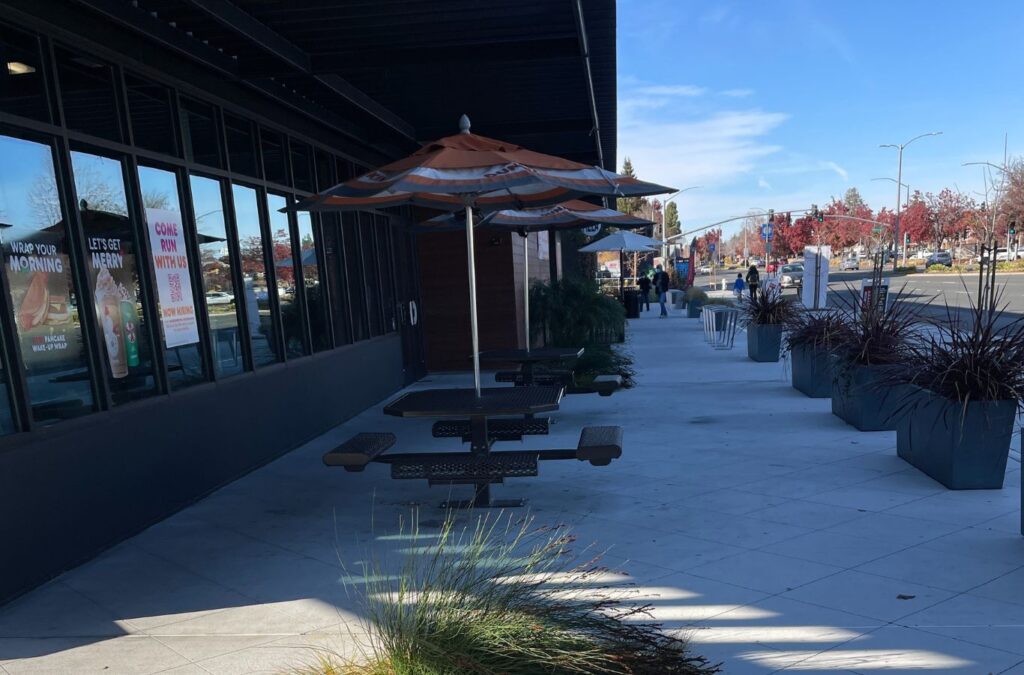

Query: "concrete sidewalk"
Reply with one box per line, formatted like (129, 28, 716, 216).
(1, 305, 1023, 674)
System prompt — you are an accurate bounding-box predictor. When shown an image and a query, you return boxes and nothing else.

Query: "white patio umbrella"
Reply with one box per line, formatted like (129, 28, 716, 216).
(579, 231, 664, 299)
(290, 116, 673, 395)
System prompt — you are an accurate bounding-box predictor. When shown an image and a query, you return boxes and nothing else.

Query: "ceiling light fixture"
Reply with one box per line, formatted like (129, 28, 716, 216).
(6, 61, 36, 76)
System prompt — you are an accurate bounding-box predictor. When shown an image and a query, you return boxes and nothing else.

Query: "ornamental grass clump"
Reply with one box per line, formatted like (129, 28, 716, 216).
(832, 284, 923, 369)
(782, 308, 850, 353)
(742, 285, 795, 326)
(313, 511, 718, 675)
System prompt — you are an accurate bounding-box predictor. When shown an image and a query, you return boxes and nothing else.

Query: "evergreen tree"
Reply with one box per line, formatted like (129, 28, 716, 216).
(616, 158, 645, 215)
(664, 201, 680, 238)
(842, 187, 866, 212)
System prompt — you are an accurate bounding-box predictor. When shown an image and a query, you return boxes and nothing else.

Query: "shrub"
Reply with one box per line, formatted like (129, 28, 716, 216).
(926, 264, 951, 273)
(530, 277, 634, 386)
(742, 285, 795, 326)
(702, 297, 734, 307)
(996, 260, 1024, 272)
(894, 265, 918, 274)
(317, 511, 720, 675)
(684, 286, 707, 303)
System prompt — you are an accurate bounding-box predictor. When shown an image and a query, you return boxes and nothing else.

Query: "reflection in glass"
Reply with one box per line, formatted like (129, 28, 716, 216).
(191, 175, 243, 378)
(296, 212, 330, 351)
(267, 193, 305, 358)
(137, 165, 205, 389)
(290, 142, 313, 192)
(319, 214, 351, 345)
(342, 214, 367, 341)
(71, 150, 156, 404)
(232, 184, 279, 366)
(0, 22, 50, 122)
(56, 47, 121, 141)
(0, 135, 91, 426)
(378, 221, 397, 333)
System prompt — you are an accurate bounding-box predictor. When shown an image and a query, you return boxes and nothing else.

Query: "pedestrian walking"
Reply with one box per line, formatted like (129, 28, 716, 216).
(745, 264, 760, 301)
(653, 264, 670, 317)
(733, 273, 746, 301)
(637, 272, 651, 312)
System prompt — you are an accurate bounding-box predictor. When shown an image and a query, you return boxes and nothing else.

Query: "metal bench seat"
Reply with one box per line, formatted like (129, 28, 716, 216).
(432, 417, 550, 441)
(389, 451, 540, 483)
(567, 374, 623, 397)
(322, 432, 396, 472)
(575, 425, 623, 466)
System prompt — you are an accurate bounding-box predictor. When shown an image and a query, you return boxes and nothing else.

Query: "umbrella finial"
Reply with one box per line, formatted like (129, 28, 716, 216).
(458, 114, 471, 134)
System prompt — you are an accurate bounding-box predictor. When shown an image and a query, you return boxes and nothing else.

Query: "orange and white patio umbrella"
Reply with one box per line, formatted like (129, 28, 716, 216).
(290, 116, 673, 395)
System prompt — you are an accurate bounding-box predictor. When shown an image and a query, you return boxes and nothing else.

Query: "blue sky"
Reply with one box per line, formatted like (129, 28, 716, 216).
(617, 0, 1024, 236)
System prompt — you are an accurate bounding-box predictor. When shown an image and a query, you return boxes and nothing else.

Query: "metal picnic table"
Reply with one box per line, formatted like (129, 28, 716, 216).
(383, 386, 563, 508)
(478, 346, 583, 385)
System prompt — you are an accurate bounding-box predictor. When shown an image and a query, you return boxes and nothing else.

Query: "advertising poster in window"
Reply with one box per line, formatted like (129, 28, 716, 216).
(83, 211, 141, 379)
(4, 229, 83, 369)
(145, 208, 199, 348)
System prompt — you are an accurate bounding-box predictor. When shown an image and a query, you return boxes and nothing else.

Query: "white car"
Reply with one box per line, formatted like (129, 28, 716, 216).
(698, 264, 712, 274)
(840, 257, 859, 271)
(205, 291, 234, 305)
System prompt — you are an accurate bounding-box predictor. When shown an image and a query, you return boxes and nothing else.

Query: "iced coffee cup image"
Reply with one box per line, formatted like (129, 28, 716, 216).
(95, 267, 128, 378)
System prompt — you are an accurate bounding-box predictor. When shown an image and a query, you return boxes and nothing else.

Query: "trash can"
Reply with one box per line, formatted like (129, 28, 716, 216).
(623, 289, 640, 318)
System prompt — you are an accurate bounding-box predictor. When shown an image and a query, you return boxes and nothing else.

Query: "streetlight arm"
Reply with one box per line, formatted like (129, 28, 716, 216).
(904, 131, 942, 148)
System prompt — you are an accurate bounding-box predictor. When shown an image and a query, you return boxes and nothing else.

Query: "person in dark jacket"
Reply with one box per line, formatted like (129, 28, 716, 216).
(745, 265, 760, 300)
(637, 272, 651, 312)
(653, 265, 670, 317)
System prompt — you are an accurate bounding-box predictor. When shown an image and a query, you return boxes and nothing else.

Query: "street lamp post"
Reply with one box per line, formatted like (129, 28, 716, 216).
(880, 131, 942, 269)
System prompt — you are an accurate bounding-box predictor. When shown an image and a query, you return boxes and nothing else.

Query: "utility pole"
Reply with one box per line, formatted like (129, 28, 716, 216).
(881, 131, 942, 270)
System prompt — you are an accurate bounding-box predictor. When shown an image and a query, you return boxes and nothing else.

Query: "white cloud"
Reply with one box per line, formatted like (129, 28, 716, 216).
(619, 110, 789, 191)
(757, 176, 772, 189)
(820, 161, 849, 181)
(634, 84, 707, 97)
(721, 88, 754, 98)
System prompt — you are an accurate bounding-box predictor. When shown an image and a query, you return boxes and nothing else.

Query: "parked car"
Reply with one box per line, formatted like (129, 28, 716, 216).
(977, 248, 1021, 262)
(840, 257, 859, 271)
(205, 291, 234, 305)
(698, 264, 712, 274)
(778, 264, 804, 288)
(766, 259, 787, 274)
(927, 251, 953, 267)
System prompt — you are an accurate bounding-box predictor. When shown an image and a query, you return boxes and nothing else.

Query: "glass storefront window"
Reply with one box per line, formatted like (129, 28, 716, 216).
(378, 221, 398, 333)
(0, 22, 50, 123)
(180, 97, 222, 169)
(314, 150, 334, 192)
(55, 47, 122, 142)
(361, 219, 384, 337)
(71, 150, 156, 404)
(224, 114, 259, 178)
(266, 193, 305, 358)
(342, 214, 368, 341)
(260, 129, 288, 186)
(137, 165, 205, 390)
(319, 214, 351, 346)
(126, 74, 177, 157)
(232, 184, 278, 366)
(191, 175, 242, 378)
(0, 134, 92, 426)
(296, 212, 330, 351)
(290, 141, 313, 192)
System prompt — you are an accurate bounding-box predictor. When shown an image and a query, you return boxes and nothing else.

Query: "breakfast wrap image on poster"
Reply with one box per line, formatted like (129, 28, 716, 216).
(5, 233, 82, 370)
(145, 208, 199, 348)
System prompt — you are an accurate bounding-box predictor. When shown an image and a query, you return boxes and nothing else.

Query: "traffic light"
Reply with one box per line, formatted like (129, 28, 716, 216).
(786, 212, 792, 225)
(1011, 221, 1017, 236)
(767, 209, 774, 223)
(810, 204, 823, 222)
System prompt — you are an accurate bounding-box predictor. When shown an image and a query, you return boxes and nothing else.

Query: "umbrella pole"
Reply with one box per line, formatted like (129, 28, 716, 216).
(465, 205, 482, 396)
(523, 234, 530, 352)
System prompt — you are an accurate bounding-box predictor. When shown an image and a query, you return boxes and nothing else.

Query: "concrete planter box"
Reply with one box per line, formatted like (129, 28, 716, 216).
(898, 390, 1016, 489)
(790, 343, 832, 398)
(747, 323, 783, 362)
(831, 363, 912, 431)
(686, 301, 703, 318)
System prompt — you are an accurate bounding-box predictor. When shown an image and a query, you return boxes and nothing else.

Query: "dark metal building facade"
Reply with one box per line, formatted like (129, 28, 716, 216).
(0, 0, 614, 603)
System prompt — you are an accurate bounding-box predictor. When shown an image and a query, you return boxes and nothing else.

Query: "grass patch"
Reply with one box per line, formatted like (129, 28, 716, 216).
(295, 512, 719, 675)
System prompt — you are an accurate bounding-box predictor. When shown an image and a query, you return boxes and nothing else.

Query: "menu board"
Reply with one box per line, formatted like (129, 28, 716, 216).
(4, 231, 82, 368)
(145, 208, 199, 348)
